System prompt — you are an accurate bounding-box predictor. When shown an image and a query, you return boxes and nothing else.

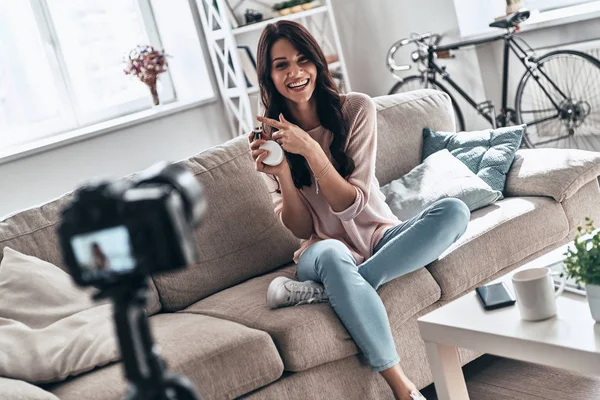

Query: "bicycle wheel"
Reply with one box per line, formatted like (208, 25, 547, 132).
(388, 75, 466, 132)
(515, 50, 600, 150)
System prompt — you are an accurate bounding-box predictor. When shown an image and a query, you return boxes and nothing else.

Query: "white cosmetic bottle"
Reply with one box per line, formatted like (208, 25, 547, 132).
(254, 127, 284, 166)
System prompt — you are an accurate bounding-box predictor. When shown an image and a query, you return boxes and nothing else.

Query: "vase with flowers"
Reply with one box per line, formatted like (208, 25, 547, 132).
(124, 45, 168, 106)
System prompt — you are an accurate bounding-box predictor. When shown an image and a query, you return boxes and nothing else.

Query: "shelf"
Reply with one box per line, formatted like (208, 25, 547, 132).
(211, 29, 226, 40)
(231, 5, 328, 35)
(225, 86, 259, 98)
(198, 0, 350, 136)
(210, 5, 328, 39)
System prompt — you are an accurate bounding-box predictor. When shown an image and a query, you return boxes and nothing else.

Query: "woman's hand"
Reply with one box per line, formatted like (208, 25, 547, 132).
(257, 114, 317, 157)
(247, 130, 290, 177)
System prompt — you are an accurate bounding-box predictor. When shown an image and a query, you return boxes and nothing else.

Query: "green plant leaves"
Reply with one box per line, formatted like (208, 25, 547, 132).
(564, 217, 600, 285)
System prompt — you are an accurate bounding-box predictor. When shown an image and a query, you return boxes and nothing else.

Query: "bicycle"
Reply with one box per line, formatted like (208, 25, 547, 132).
(386, 9, 600, 150)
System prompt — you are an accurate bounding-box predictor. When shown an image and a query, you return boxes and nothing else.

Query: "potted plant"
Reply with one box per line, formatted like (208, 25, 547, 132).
(273, 0, 314, 15)
(563, 217, 600, 322)
(290, 0, 303, 13)
(272, 1, 292, 15)
(301, 0, 315, 10)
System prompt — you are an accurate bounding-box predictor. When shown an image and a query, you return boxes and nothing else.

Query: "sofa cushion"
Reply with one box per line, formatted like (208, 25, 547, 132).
(45, 313, 283, 400)
(380, 149, 501, 220)
(422, 125, 525, 196)
(0, 247, 118, 383)
(506, 148, 600, 202)
(561, 179, 600, 239)
(181, 263, 440, 372)
(374, 90, 455, 187)
(428, 196, 569, 300)
(0, 193, 161, 316)
(0, 377, 59, 400)
(151, 136, 300, 311)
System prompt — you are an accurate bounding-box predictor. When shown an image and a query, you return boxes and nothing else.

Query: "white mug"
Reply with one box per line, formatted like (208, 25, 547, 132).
(511, 267, 567, 321)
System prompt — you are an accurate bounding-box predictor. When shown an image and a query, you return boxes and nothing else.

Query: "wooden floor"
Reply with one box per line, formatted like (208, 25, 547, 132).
(420, 355, 600, 399)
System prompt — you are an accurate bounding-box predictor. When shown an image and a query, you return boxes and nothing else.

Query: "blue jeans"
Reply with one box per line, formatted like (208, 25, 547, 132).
(296, 198, 470, 372)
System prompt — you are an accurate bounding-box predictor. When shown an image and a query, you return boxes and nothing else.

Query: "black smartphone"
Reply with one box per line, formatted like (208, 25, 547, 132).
(475, 282, 516, 310)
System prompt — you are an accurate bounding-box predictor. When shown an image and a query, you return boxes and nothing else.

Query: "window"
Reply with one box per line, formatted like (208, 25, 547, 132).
(0, 0, 210, 150)
(525, 0, 596, 12)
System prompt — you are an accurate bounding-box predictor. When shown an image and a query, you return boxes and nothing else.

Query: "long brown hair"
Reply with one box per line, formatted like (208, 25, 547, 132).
(256, 20, 354, 192)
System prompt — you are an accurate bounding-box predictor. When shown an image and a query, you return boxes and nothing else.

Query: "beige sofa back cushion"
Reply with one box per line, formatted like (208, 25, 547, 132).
(151, 135, 301, 311)
(0, 193, 163, 315)
(373, 89, 455, 186)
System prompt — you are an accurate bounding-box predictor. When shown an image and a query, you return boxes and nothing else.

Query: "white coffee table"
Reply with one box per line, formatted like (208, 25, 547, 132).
(417, 242, 600, 400)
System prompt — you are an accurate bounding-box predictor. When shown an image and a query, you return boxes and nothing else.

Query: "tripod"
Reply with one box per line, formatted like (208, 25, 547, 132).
(95, 279, 201, 400)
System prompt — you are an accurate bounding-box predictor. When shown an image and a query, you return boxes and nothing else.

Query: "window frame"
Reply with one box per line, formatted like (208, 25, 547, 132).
(4, 0, 179, 146)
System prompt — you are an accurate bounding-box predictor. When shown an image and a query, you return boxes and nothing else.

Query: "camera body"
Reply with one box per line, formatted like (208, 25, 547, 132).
(58, 162, 206, 288)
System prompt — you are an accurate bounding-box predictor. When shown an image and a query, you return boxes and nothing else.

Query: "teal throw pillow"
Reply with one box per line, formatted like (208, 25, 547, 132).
(422, 125, 525, 197)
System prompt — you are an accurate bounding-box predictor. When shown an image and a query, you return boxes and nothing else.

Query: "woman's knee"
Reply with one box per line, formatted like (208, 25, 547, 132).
(312, 240, 355, 274)
(436, 198, 469, 222)
(313, 239, 349, 256)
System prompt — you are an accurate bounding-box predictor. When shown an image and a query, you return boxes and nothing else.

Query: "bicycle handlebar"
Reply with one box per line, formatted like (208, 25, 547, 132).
(386, 32, 435, 73)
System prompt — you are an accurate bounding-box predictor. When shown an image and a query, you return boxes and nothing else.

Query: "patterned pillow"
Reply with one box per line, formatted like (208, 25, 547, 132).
(422, 125, 525, 198)
(380, 149, 501, 221)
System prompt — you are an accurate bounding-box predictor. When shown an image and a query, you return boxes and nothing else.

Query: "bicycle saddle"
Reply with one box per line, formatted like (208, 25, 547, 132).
(489, 9, 531, 29)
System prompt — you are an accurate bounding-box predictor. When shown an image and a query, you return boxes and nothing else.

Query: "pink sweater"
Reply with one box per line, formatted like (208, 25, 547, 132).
(263, 92, 399, 265)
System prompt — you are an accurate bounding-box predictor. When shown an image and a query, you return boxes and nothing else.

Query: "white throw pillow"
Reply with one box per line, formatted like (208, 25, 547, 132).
(380, 149, 502, 220)
(0, 377, 60, 399)
(0, 247, 120, 383)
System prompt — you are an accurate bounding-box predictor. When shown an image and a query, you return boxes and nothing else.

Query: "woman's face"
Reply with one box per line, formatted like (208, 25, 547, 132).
(270, 38, 317, 105)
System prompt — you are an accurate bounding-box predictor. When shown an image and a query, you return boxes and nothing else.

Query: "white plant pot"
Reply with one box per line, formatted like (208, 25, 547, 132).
(586, 283, 600, 322)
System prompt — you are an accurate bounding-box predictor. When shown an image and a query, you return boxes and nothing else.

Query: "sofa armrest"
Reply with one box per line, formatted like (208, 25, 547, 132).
(0, 377, 59, 400)
(505, 149, 600, 202)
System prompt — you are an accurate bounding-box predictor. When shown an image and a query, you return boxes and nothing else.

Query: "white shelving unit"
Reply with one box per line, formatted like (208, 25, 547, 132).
(195, 0, 351, 136)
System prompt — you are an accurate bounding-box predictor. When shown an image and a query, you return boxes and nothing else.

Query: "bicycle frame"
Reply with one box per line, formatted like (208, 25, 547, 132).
(424, 31, 565, 128)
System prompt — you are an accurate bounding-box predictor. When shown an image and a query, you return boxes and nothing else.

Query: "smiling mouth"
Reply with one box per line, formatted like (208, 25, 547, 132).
(287, 78, 309, 90)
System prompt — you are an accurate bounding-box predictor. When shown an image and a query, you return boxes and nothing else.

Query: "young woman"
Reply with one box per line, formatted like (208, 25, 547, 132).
(248, 20, 469, 400)
(91, 242, 109, 271)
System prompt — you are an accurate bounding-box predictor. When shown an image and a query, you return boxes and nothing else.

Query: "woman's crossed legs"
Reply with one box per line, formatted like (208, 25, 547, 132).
(295, 198, 469, 389)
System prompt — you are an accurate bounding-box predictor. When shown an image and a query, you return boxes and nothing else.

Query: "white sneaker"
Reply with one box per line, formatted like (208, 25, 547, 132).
(266, 276, 329, 309)
(410, 390, 427, 400)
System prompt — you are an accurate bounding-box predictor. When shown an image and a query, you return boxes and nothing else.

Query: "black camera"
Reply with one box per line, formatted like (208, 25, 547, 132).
(58, 161, 206, 287)
(58, 162, 206, 400)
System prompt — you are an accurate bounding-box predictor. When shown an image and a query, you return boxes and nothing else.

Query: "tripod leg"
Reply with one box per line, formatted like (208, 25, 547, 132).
(163, 375, 203, 400)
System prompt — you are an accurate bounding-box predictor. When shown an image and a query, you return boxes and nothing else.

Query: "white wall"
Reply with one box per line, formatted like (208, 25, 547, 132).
(476, 16, 600, 110)
(331, 0, 600, 131)
(0, 0, 495, 218)
(3, 0, 597, 218)
(330, 0, 489, 131)
(0, 0, 233, 219)
(233, 0, 491, 130)
(0, 102, 231, 218)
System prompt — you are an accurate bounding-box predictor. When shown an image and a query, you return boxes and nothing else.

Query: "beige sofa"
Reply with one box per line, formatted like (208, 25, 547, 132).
(3, 89, 600, 400)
